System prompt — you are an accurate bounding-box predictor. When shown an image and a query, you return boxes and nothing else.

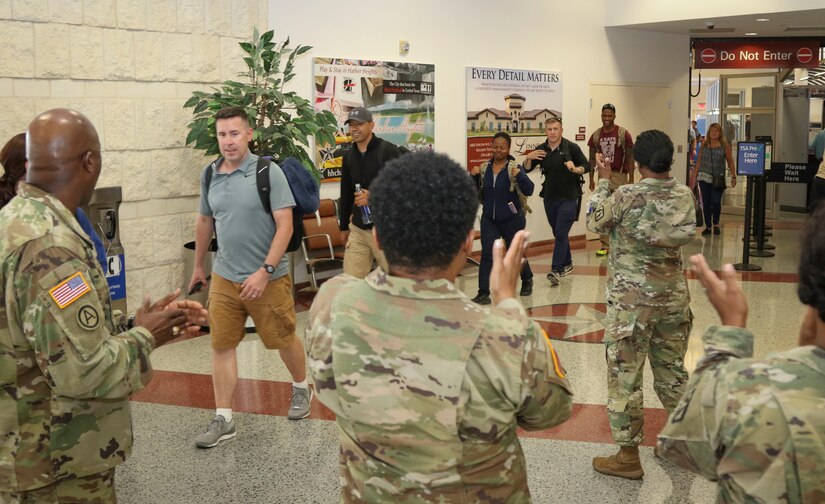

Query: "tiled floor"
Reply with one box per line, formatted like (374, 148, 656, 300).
(121, 216, 806, 503)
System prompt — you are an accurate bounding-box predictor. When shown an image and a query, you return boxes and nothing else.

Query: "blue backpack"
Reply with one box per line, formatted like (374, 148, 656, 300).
(205, 156, 320, 252)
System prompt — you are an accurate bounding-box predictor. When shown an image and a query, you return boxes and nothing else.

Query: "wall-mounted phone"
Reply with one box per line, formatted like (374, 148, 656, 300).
(99, 209, 117, 240)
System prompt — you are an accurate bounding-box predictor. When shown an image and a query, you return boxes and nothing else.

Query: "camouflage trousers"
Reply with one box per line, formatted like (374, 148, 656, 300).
(0, 470, 116, 504)
(603, 303, 692, 446)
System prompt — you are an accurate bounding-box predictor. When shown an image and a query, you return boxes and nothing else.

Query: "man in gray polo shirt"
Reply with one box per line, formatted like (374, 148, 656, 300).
(188, 106, 312, 448)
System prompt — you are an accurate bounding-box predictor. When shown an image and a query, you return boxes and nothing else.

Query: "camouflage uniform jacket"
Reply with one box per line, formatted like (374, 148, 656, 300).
(0, 183, 155, 491)
(586, 178, 696, 307)
(306, 269, 573, 503)
(658, 326, 825, 503)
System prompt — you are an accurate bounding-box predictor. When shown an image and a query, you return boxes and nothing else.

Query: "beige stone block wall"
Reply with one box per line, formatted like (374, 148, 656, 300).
(0, 0, 269, 313)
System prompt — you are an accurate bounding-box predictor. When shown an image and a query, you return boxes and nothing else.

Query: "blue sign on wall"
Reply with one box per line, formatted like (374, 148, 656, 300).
(105, 253, 126, 301)
(737, 142, 766, 176)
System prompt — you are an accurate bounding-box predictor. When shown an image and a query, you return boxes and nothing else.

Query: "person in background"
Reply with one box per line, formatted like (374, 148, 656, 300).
(809, 125, 825, 164)
(587, 103, 634, 258)
(338, 107, 401, 278)
(690, 123, 736, 236)
(523, 118, 590, 286)
(469, 132, 534, 305)
(1, 132, 107, 271)
(659, 206, 825, 502)
(810, 159, 825, 212)
(586, 130, 696, 480)
(0, 133, 26, 209)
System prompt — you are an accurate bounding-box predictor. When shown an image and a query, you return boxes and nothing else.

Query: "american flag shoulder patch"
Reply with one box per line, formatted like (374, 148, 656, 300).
(49, 272, 92, 309)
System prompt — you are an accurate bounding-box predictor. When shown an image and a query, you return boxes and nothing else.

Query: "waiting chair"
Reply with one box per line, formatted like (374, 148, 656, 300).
(301, 198, 345, 290)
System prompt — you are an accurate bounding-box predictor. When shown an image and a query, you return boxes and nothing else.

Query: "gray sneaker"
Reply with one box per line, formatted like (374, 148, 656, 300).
(559, 264, 574, 277)
(194, 415, 236, 448)
(547, 270, 561, 286)
(287, 386, 313, 420)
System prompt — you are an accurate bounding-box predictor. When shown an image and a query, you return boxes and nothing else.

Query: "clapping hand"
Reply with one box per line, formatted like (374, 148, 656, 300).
(690, 255, 748, 328)
(490, 231, 529, 305)
(594, 153, 612, 181)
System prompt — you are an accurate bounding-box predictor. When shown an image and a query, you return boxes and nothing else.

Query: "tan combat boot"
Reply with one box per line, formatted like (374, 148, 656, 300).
(592, 446, 644, 479)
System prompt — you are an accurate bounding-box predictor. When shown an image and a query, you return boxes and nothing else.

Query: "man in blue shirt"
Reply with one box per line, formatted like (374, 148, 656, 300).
(188, 107, 312, 448)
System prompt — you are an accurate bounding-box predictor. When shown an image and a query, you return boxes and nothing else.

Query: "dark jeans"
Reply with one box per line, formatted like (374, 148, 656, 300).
(543, 199, 576, 271)
(810, 177, 825, 212)
(698, 180, 724, 227)
(478, 213, 533, 294)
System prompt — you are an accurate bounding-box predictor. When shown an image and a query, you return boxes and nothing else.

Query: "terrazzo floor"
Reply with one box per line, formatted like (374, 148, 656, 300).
(118, 216, 807, 503)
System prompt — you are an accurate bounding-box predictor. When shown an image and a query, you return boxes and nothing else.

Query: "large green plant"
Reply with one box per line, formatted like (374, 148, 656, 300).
(184, 28, 337, 179)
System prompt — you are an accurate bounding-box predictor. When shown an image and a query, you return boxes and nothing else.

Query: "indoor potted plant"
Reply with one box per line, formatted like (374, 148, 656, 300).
(183, 27, 337, 179)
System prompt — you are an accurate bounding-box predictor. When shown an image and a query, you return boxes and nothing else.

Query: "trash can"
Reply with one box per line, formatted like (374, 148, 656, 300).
(84, 186, 127, 314)
(182, 238, 218, 307)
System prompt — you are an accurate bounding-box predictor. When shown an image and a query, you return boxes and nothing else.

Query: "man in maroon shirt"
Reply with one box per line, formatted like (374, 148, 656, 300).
(588, 103, 634, 257)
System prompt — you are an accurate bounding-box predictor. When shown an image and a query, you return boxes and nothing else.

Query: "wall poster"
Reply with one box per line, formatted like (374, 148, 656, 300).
(313, 58, 435, 181)
(466, 67, 563, 170)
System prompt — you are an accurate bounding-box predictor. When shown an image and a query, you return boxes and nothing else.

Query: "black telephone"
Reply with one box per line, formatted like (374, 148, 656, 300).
(100, 209, 117, 240)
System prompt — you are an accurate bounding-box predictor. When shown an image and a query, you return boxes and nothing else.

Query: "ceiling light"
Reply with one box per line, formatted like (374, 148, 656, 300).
(756, 18, 770, 22)
(746, 32, 758, 36)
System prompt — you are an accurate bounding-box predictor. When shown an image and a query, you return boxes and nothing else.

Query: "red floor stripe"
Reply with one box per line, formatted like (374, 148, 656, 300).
(133, 370, 665, 446)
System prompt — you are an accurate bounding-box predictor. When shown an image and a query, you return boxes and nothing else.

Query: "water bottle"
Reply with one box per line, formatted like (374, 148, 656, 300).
(355, 183, 373, 225)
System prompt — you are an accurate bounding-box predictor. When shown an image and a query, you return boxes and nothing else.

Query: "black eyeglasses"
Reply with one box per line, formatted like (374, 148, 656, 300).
(602, 103, 616, 112)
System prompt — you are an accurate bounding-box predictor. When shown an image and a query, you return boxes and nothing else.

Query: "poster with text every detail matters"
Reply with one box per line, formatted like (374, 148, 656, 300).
(312, 58, 435, 182)
(466, 66, 563, 171)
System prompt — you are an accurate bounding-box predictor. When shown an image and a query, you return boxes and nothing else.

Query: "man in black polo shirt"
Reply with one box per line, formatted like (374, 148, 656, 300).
(524, 117, 590, 286)
(339, 107, 401, 278)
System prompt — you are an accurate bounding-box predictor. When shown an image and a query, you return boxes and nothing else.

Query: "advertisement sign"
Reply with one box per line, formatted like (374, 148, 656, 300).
(465, 67, 563, 170)
(313, 58, 435, 181)
(694, 39, 820, 69)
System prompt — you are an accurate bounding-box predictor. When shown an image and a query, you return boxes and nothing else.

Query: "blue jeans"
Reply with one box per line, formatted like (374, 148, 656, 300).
(543, 199, 576, 271)
(698, 180, 724, 227)
(478, 214, 533, 295)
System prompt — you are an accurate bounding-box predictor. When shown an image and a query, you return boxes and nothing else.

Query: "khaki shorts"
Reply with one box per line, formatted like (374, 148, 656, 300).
(207, 273, 296, 350)
(343, 224, 388, 278)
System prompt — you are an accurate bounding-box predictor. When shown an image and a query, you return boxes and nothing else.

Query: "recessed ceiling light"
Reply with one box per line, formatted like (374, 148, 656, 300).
(746, 32, 758, 36)
(756, 18, 770, 22)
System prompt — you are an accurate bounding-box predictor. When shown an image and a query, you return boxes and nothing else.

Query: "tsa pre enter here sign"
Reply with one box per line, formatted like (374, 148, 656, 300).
(737, 142, 766, 176)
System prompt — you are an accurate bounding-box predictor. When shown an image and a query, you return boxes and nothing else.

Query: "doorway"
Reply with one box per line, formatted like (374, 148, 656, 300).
(717, 72, 778, 215)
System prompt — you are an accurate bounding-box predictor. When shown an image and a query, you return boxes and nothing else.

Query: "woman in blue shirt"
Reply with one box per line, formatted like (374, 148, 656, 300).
(470, 132, 535, 305)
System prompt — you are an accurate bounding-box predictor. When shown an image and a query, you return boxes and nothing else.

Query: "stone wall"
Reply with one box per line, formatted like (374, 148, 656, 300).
(0, 0, 268, 310)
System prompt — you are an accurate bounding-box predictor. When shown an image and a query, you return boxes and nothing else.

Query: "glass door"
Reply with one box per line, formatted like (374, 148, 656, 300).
(718, 73, 778, 215)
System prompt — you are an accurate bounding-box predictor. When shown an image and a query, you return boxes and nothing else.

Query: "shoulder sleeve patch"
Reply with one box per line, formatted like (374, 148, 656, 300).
(49, 272, 91, 309)
(541, 328, 566, 379)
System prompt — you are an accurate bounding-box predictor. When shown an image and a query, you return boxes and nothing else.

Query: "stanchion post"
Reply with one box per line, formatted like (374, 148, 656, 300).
(750, 174, 774, 257)
(734, 175, 761, 271)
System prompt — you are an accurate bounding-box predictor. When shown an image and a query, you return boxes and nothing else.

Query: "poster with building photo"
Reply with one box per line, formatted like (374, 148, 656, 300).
(466, 67, 563, 170)
(313, 58, 435, 181)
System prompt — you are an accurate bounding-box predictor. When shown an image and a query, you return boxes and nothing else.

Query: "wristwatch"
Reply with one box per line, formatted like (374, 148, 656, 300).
(263, 263, 275, 274)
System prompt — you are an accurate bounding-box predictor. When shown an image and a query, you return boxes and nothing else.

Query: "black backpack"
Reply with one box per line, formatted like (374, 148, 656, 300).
(204, 156, 316, 253)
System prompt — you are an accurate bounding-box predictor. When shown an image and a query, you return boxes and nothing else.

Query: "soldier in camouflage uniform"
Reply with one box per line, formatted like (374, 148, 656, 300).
(658, 217, 825, 503)
(0, 109, 205, 503)
(306, 151, 573, 503)
(585, 130, 696, 479)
